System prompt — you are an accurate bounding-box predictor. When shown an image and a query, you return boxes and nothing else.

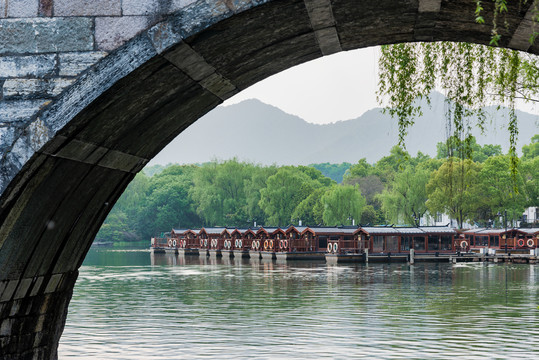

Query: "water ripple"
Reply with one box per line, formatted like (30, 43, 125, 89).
(59, 252, 539, 359)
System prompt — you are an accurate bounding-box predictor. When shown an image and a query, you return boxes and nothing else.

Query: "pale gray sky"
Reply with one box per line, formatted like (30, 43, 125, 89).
(222, 47, 381, 124)
(222, 46, 539, 124)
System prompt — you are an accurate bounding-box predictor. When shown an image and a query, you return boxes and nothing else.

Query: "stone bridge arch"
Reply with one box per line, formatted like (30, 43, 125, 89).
(0, 0, 537, 358)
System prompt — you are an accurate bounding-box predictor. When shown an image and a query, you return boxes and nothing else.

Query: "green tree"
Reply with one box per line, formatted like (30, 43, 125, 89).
(296, 165, 335, 187)
(309, 162, 352, 183)
(345, 174, 385, 210)
(436, 135, 503, 163)
(520, 156, 538, 210)
(343, 158, 372, 179)
(190, 159, 254, 226)
(371, 145, 411, 183)
(477, 155, 528, 225)
(360, 205, 378, 225)
(379, 165, 430, 226)
(426, 159, 483, 228)
(95, 211, 135, 244)
(244, 165, 277, 226)
(521, 134, 539, 161)
(113, 172, 150, 222)
(321, 185, 366, 226)
(291, 188, 325, 226)
(259, 168, 317, 226)
(138, 173, 201, 238)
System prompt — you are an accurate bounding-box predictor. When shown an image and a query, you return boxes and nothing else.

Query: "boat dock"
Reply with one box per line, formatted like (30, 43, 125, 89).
(150, 225, 539, 265)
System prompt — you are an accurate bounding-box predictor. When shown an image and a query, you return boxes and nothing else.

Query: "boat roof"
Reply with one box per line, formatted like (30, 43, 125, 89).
(200, 227, 228, 235)
(418, 226, 457, 234)
(357, 226, 456, 235)
(256, 227, 278, 234)
(517, 228, 539, 235)
(463, 228, 530, 235)
(357, 227, 401, 235)
(285, 226, 309, 233)
(302, 227, 358, 235)
(171, 229, 189, 235)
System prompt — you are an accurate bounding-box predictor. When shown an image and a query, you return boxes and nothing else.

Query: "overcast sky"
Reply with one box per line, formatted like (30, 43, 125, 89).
(222, 47, 381, 124)
(222, 46, 539, 124)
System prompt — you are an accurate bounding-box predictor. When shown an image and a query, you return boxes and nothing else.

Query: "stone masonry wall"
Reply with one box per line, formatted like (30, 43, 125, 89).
(0, 0, 200, 193)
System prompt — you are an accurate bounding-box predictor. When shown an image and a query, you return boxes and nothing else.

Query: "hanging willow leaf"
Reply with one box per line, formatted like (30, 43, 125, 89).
(376, 41, 539, 186)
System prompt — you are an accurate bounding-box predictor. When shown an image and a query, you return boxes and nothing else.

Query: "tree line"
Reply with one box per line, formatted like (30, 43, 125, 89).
(95, 135, 538, 245)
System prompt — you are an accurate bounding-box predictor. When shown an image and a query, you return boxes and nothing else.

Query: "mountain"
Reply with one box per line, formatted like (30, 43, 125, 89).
(148, 93, 538, 166)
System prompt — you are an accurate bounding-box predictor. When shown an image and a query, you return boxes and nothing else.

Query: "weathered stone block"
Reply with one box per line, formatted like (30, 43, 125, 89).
(0, 55, 56, 78)
(3, 78, 75, 100)
(170, 0, 197, 12)
(0, 317, 14, 336)
(199, 72, 237, 99)
(226, 0, 270, 13)
(28, 276, 43, 297)
(0, 100, 48, 122)
(34, 314, 45, 332)
(9, 298, 32, 316)
(7, 0, 39, 17)
(58, 52, 107, 77)
(0, 280, 18, 302)
(0, 128, 16, 153)
(43, 274, 62, 294)
(0, 281, 7, 297)
(178, 0, 232, 37)
(163, 42, 215, 81)
(13, 278, 32, 300)
(148, 20, 183, 54)
(38, 0, 53, 17)
(33, 331, 43, 347)
(8, 299, 19, 316)
(0, 18, 93, 54)
(123, 0, 160, 15)
(42, 34, 157, 134)
(419, 0, 442, 12)
(95, 16, 149, 51)
(54, 0, 121, 16)
(0, 1, 6, 18)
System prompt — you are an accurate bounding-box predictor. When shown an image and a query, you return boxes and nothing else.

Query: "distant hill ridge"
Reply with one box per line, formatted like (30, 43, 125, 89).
(149, 92, 538, 166)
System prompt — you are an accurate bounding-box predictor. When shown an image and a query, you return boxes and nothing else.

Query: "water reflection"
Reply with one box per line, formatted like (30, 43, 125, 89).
(60, 250, 539, 359)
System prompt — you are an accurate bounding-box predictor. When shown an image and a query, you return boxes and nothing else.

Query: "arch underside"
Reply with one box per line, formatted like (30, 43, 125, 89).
(0, 0, 536, 358)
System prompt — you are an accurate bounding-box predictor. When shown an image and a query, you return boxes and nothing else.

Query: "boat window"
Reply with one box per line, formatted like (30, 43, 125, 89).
(427, 235, 440, 251)
(441, 235, 452, 250)
(491, 235, 499, 247)
(318, 236, 328, 249)
(386, 236, 399, 252)
(401, 236, 412, 251)
(373, 236, 384, 252)
(413, 236, 426, 251)
(477, 236, 489, 247)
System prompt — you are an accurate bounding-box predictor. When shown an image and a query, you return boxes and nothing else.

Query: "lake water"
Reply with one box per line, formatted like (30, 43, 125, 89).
(59, 249, 539, 359)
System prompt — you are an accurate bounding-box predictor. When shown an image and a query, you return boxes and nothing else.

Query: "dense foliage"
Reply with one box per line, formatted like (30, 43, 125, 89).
(377, 40, 539, 177)
(309, 162, 352, 183)
(95, 136, 538, 245)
